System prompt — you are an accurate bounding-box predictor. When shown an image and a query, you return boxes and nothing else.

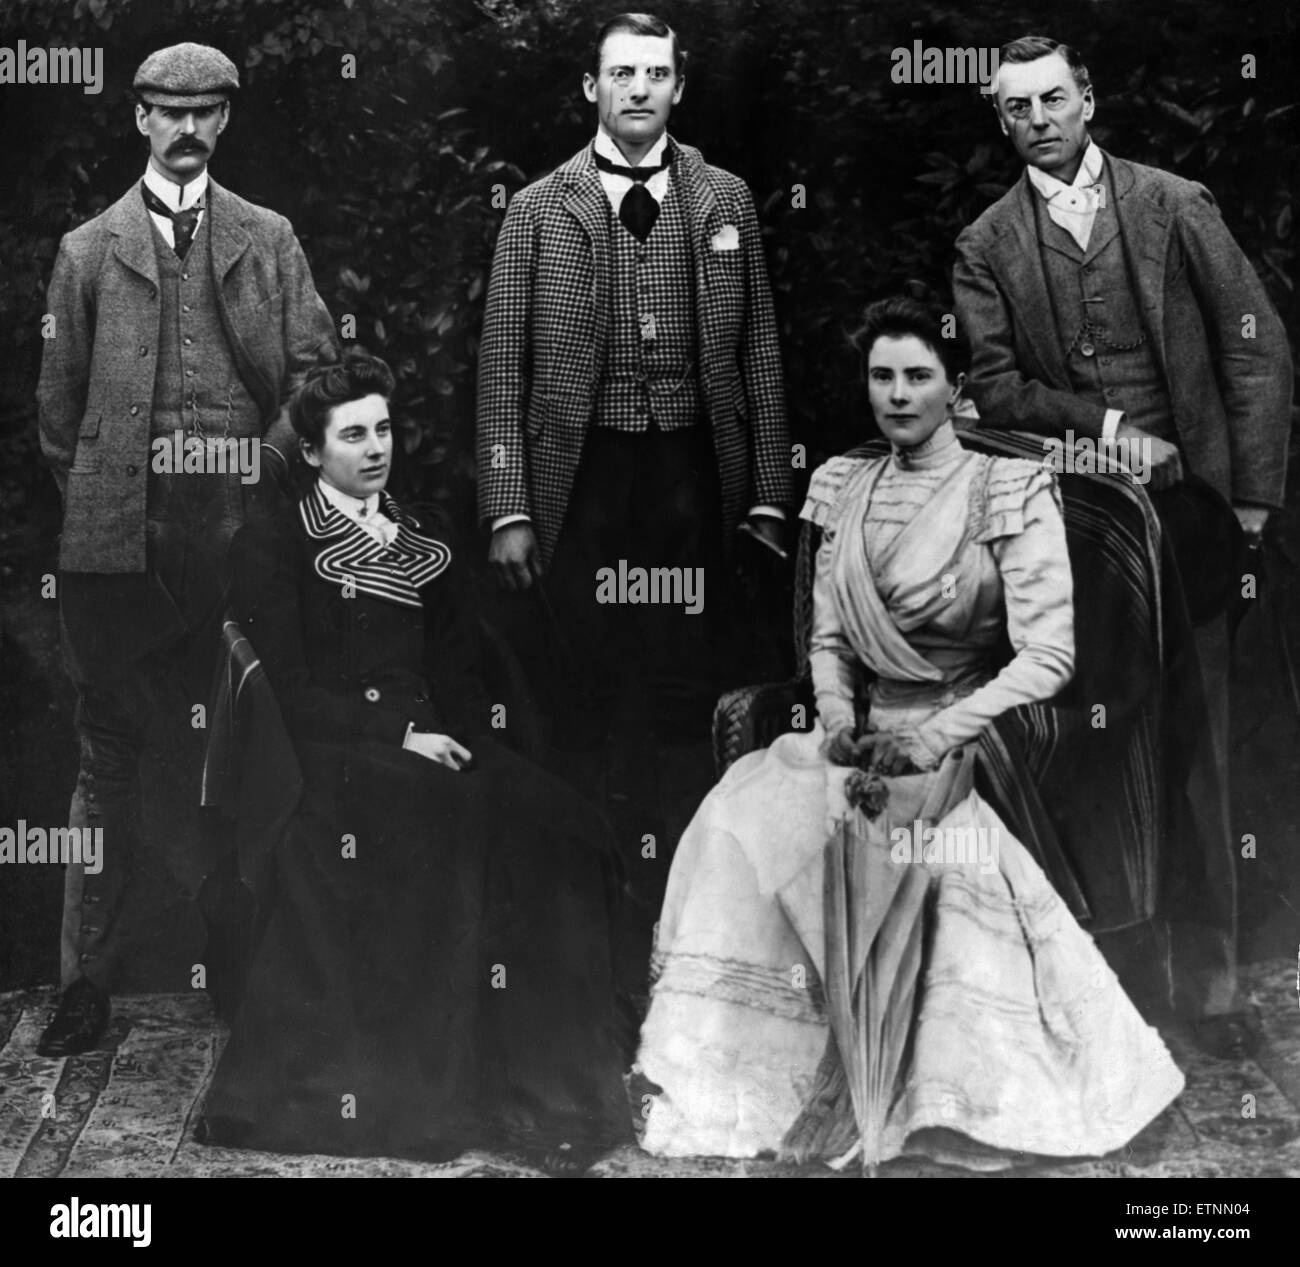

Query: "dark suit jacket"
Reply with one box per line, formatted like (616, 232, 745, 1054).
(227, 497, 494, 756)
(475, 137, 792, 564)
(38, 176, 338, 573)
(953, 151, 1292, 508)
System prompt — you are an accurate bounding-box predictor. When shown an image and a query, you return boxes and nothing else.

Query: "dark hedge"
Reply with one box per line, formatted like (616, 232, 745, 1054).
(1, 0, 1294, 535)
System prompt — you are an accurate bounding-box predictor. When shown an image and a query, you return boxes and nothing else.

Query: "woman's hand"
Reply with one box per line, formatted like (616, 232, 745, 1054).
(855, 729, 922, 776)
(824, 725, 865, 766)
(406, 731, 474, 771)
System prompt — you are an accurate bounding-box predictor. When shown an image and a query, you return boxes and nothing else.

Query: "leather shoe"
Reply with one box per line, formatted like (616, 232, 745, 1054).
(1193, 1010, 1261, 1061)
(37, 978, 110, 1057)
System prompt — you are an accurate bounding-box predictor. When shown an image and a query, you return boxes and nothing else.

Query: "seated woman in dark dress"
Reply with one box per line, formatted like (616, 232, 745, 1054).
(199, 351, 632, 1171)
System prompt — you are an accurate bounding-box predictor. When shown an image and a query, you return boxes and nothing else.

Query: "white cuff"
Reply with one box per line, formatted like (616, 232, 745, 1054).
(1101, 409, 1125, 443)
(491, 514, 531, 532)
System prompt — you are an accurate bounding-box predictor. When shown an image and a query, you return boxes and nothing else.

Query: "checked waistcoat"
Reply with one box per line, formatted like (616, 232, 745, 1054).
(595, 174, 703, 432)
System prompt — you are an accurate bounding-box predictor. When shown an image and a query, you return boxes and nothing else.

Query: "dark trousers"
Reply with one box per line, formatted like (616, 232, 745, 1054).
(543, 423, 724, 750)
(58, 501, 241, 993)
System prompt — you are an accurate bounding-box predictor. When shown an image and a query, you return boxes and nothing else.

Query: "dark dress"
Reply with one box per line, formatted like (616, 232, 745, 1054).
(200, 483, 633, 1159)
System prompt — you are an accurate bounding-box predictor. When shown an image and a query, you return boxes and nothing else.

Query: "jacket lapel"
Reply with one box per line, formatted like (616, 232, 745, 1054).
(107, 185, 161, 291)
(988, 173, 1071, 387)
(1108, 154, 1172, 383)
(204, 178, 277, 420)
(206, 177, 252, 281)
(670, 139, 724, 372)
(561, 146, 612, 377)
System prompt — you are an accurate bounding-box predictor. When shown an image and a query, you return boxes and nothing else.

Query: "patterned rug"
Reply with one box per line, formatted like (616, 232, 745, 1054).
(3, 959, 1298, 1178)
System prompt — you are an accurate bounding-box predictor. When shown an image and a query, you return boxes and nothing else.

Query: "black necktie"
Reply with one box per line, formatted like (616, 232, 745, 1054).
(595, 150, 671, 242)
(141, 183, 204, 258)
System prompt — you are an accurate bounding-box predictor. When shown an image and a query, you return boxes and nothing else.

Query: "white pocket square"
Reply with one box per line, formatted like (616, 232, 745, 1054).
(710, 224, 740, 251)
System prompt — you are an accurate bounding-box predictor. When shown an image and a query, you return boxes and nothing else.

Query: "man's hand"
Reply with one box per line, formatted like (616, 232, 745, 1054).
(406, 732, 474, 771)
(1118, 421, 1182, 490)
(489, 523, 543, 591)
(1234, 505, 1270, 544)
(744, 515, 787, 559)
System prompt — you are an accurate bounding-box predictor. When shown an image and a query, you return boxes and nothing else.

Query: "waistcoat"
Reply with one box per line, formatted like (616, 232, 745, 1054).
(595, 174, 703, 432)
(149, 215, 263, 526)
(1036, 168, 1177, 440)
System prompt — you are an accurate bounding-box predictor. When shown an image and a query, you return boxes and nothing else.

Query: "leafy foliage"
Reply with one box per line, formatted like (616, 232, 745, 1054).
(1, 0, 1294, 533)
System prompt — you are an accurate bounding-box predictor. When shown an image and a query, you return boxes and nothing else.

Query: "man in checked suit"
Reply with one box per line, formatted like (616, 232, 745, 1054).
(36, 43, 337, 1054)
(953, 35, 1292, 1057)
(476, 12, 791, 883)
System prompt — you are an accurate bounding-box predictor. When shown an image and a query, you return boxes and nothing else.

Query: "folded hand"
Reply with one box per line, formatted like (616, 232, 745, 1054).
(407, 732, 474, 771)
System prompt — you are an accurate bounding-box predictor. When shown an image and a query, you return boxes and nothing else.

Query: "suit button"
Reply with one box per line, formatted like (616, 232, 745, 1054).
(364, 687, 381, 702)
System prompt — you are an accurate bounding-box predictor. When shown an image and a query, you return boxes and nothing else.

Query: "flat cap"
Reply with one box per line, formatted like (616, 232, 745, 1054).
(134, 42, 239, 107)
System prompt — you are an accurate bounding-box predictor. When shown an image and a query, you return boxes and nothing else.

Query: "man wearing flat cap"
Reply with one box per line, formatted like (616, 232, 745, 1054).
(37, 41, 338, 1054)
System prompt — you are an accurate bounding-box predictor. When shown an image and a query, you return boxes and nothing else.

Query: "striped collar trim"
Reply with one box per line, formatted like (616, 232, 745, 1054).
(299, 483, 451, 609)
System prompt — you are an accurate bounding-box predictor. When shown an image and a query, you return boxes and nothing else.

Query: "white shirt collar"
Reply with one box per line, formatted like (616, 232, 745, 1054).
(594, 126, 669, 170)
(143, 163, 208, 212)
(1026, 138, 1103, 202)
(317, 476, 381, 522)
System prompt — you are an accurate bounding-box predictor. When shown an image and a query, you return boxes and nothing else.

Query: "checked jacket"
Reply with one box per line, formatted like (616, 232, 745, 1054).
(475, 138, 792, 565)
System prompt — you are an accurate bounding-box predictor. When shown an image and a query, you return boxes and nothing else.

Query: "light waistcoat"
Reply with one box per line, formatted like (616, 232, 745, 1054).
(149, 215, 263, 528)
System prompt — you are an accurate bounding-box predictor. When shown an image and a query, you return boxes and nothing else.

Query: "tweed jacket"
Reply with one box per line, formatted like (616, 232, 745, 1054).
(38, 177, 338, 573)
(953, 151, 1292, 509)
(475, 138, 792, 564)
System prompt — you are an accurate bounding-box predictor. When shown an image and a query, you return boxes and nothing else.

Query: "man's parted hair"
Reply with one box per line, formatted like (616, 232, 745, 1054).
(593, 12, 687, 76)
(997, 35, 1092, 94)
(291, 350, 395, 450)
(849, 297, 969, 383)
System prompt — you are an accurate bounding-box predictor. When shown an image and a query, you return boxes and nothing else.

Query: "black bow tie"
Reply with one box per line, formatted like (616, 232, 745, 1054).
(595, 150, 671, 242)
(593, 150, 672, 181)
(141, 183, 204, 258)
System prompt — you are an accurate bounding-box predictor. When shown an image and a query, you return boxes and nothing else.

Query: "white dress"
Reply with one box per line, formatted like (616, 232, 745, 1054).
(636, 426, 1185, 1166)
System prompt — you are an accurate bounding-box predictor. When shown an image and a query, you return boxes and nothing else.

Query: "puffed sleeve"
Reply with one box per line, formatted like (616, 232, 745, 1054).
(801, 457, 876, 736)
(808, 534, 858, 735)
(904, 474, 1075, 767)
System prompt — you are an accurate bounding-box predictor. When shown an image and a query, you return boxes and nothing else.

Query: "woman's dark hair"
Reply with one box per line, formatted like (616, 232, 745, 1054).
(848, 297, 969, 382)
(291, 349, 395, 451)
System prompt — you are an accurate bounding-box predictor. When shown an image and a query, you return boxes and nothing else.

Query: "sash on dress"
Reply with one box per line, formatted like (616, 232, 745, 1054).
(827, 455, 987, 685)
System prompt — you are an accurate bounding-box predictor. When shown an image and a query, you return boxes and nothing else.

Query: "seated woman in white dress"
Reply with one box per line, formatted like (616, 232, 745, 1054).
(635, 297, 1185, 1168)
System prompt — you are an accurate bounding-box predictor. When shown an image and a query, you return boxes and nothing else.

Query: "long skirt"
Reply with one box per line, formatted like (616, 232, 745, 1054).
(636, 718, 1185, 1166)
(201, 735, 633, 1159)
